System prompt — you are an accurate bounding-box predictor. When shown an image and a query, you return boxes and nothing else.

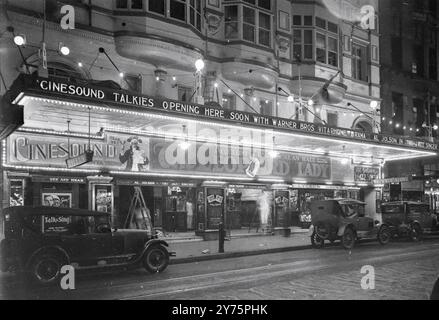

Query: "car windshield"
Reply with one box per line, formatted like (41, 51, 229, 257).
(382, 205, 403, 214)
(408, 205, 429, 215)
(341, 203, 365, 217)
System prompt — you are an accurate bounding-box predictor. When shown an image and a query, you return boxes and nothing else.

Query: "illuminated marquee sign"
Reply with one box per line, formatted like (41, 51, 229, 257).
(11, 75, 439, 151)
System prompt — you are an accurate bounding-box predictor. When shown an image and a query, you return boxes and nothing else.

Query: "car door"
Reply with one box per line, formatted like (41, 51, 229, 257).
(62, 216, 112, 264)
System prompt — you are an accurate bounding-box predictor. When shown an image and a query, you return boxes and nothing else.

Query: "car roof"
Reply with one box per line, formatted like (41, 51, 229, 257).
(3, 206, 110, 217)
(332, 199, 366, 205)
(317, 199, 366, 205)
(382, 202, 428, 206)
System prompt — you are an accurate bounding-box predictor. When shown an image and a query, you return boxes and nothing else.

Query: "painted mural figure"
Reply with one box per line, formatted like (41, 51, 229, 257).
(119, 136, 150, 172)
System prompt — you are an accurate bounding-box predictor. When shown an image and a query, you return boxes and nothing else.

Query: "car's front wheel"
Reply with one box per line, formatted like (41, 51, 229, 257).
(143, 245, 170, 274)
(311, 231, 325, 249)
(378, 226, 391, 245)
(342, 228, 356, 250)
(29, 254, 64, 285)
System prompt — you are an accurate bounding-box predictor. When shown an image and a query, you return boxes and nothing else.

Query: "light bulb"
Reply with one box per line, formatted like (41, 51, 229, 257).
(288, 96, 294, 102)
(14, 35, 26, 46)
(59, 43, 70, 56)
(195, 59, 205, 72)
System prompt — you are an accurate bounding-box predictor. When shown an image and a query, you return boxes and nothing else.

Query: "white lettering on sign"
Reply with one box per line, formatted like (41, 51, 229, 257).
(39, 80, 105, 99)
(60, 5, 75, 30)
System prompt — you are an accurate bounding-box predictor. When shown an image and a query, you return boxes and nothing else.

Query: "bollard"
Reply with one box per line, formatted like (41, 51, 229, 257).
(219, 222, 225, 253)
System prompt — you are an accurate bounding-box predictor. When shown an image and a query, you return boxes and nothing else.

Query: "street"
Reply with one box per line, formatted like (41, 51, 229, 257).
(1, 240, 438, 300)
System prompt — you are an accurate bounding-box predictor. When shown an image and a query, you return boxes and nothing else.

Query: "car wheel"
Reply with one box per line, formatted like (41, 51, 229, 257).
(378, 226, 391, 245)
(409, 224, 423, 242)
(29, 254, 64, 286)
(342, 228, 356, 250)
(143, 245, 170, 274)
(311, 232, 325, 249)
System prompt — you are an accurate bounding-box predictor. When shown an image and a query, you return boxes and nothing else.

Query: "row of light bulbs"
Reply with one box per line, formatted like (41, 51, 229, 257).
(15, 35, 381, 120)
(381, 116, 438, 133)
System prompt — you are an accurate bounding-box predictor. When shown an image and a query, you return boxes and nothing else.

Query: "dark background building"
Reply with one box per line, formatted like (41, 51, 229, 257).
(379, 0, 439, 207)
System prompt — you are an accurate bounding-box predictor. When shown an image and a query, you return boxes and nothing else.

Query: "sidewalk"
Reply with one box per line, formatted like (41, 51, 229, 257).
(167, 230, 312, 265)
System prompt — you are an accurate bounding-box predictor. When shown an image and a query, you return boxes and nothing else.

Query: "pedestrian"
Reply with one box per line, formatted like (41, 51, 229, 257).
(431, 278, 439, 300)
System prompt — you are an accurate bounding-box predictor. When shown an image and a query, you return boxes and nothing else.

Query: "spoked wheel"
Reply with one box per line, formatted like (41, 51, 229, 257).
(29, 254, 63, 285)
(342, 228, 356, 250)
(378, 226, 391, 245)
(409, 224, 423, 242)
(311, 231, 325, 249)
(143, 245, 170, 274)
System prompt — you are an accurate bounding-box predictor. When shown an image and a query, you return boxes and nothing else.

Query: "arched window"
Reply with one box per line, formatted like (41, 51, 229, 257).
(48, 62, 85, 82)
(354, 121, 373, 133)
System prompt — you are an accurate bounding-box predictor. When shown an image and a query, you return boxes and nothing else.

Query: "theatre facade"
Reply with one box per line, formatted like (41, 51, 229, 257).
(2, 74, 438, 238)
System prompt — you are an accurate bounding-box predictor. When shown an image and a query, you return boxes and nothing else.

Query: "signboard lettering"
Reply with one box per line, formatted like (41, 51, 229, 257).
(12, 76, 437, 152)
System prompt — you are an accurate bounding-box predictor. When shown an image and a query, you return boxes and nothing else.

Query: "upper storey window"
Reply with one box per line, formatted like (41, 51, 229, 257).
(115, 0, 202, 31)
(116, 0, 143, 9)
(292, 15, 339, 68)
(224, 0, 273, 48)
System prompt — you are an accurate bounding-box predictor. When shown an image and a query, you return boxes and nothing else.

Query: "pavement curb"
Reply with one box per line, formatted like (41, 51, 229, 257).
(169, 244, 313, 265)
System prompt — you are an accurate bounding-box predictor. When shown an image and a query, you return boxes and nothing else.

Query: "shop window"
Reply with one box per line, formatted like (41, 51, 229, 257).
(222, 93, 236, 110)
(170, 0, 186, 21)
(178, 85, 193, 102)
(93, 185, 113, 214)
(42, 193, 72, 208)
(10, 179, 24, 207)
(352, 43, 368, 81)
(149, 0, 165, 14)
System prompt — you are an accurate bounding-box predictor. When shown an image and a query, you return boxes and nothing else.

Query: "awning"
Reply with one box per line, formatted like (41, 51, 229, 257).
(8, 75, 438, 164)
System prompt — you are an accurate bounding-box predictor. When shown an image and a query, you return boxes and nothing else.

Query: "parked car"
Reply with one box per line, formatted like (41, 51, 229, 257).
(309, 199, 391, 250)
(381, 202, 439, 241)
(0, 206, 175, 285)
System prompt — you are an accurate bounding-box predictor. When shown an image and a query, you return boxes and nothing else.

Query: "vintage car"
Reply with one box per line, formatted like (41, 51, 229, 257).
(0, 206, 175, 285)
(309, 199, 391, 250)
(381, 202, 439, 241)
